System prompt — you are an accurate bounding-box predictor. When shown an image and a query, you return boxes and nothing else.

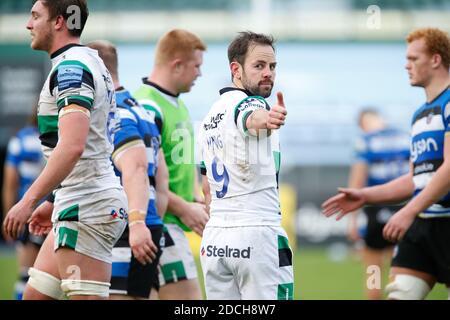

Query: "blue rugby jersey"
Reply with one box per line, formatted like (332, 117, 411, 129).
(410, 86, 450, 217)
(5, 126, 45, 199)
(354, 127, 410, 187)
(112, 87, 162, 226)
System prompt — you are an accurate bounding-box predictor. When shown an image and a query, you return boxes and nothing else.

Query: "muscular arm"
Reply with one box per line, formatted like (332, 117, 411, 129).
(245, 92, 286, 136)
(114, 144, 149, 215)
(246, 109, 271, 136)
(362, 167, 415, 205)
(2, 165, 19, 213)
(155, 149, 169, 218)
(21, 105, 89, 207)
(167, 192, 192, 217)
(396, 135, 450, 216)
(347, 162, 368, 234)
(202, 175, 211, 215)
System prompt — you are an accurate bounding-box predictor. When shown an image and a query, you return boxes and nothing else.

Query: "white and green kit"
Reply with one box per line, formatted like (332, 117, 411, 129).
(38, 44, 127, 263)
(199, 87, 294, 299)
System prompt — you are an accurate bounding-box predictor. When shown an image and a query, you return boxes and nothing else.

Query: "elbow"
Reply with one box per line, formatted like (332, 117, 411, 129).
(64, 143, 85, 161)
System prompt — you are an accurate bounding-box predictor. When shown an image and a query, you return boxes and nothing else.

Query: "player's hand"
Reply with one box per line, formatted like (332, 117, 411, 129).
(322, 188, 366, 220)
(3, 199, 34, 239)
(194, 193, 205, 204)
(1, 228, 14, 244)
(28, 201, 54, 236)
(382, 209, 415, 243)
(180, 202, 209, 236)
(129, 223, 158, 265)
(266, 92, 287, 130)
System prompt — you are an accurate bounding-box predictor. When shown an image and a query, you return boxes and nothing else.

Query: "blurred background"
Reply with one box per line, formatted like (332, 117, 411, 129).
(1, 0, 449, 299)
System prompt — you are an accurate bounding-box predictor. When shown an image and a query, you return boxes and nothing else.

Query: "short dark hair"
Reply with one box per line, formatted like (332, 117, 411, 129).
(228, 31, 275, 65)
(35, 0, 89, 37)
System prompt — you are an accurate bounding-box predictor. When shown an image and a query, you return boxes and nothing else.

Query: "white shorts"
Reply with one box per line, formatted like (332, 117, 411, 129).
(158, 223, 198, 286)
(200, 225, 294, 300)
(52, 187, 128, 264)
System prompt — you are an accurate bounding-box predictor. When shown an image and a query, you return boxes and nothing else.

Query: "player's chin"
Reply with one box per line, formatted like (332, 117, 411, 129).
(30, 39, 42, 51)
(259, 86, 273, 98)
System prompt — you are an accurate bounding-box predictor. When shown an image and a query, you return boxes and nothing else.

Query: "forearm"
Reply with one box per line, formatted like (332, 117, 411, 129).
(362, 173, 414, 205)
(2, 189, 16, 214)
(22, 143, 82, 207)
(167, 191, 190, 218)
(202, 175, 211, 214)
(122, 166, 149, 214)
(155, 150, 169, 217)
(246, 110, 271, 136)
(401, 163, 450, 216)
(2, 166, 19, 212)
(156, 190, 168, 218)
(348, 162, 367, 217)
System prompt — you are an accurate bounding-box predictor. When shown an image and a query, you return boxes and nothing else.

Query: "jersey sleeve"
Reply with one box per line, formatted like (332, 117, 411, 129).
(5, 136, 21, 167)
(50, 60, 95, 112)
(141, 102, 163, 134)
(233, 96, 269, 135)
(354, 135, 369, 163)
(444, 100, 450, 134)
(112, 108, 144, 160)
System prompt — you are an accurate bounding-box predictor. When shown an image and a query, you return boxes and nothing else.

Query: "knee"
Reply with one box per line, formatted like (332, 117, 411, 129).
(385, 274, 431, 300)
(26, 267, 66, 300)
(61, 279, 110, 298)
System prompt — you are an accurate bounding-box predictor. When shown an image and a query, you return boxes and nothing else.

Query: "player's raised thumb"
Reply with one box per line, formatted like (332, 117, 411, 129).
(276, 92, 285, 108)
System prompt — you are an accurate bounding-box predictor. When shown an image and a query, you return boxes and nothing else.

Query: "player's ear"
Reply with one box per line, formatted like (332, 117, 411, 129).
(230, 62, 241, 80)
(54, 15, 65, 31)
(172, 59, 183, 73)
(431, 53, 442, 69)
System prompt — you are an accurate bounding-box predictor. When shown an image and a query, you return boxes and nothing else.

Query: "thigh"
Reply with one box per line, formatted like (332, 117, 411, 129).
(30, 231, 58, 278)
(363, 206, 395, 250)
(56, 247, 111, 283)
(200, 227, 240, 300)
(238, 226, 294, 300)
(127, 226, 164, 298)
(158, 224, 199, 286)
(53, 188, 127, 264)
(391, 218, 437, 280)
(23, 231, 59, 300)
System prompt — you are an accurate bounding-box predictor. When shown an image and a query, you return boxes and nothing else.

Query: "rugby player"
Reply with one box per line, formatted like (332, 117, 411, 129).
(2, 110, 45, 299)
(3, 0, 128, 300)
(86, 40, 169, 300)
(133, 29, 209, 300)
(347, 109, 410, 299)
(199, 31, 294, 300)
(322, 28, 450, 300)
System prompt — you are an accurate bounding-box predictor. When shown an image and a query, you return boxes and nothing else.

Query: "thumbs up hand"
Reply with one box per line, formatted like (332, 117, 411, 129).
(266, 92, 287, 130)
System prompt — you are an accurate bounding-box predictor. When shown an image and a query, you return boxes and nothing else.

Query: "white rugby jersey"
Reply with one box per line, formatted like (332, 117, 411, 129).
(37, 44, 120, 193)
(199, 87, 281, 227)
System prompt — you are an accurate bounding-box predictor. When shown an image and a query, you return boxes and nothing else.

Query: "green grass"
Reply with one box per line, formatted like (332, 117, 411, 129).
(0, 253, 18, 300)
(1, 248, 447, 300)
(194, 248, 448, 300)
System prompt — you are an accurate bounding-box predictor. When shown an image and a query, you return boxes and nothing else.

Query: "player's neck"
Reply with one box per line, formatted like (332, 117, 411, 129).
(147, 71, 179, 97)
(424, 72, 450, 103)
(48, 35, 80, 57)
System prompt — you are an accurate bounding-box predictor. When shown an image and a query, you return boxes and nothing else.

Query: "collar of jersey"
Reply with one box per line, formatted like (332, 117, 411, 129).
(141, 77, 179, 98)
(219, 87, 254, 96)
(425, 84, 450, 105)
(50, 43, 84, 59)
